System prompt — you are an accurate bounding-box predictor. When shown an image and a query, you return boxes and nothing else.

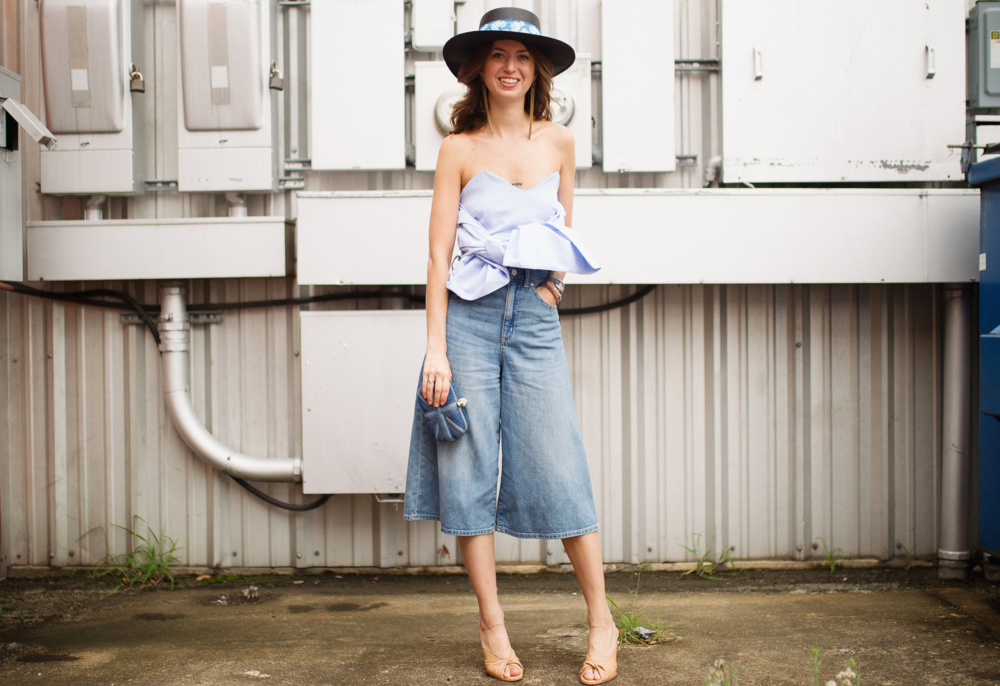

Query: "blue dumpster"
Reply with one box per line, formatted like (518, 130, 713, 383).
(970, 158, 1000, 555)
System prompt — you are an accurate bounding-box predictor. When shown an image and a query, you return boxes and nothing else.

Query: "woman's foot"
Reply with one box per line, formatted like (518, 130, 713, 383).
(479, 616, 522, 681)
(580, 619, 618, 684)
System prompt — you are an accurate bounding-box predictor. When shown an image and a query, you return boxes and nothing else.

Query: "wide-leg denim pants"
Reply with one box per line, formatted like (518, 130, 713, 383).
(403, 268, 599, 539)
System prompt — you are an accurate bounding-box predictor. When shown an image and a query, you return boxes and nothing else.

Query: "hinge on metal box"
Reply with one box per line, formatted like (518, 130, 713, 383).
(279, 177, 305, 191)
(145, 179, 178, 192)
(120, 312, 223, 325)
(284, 158, 311, 172)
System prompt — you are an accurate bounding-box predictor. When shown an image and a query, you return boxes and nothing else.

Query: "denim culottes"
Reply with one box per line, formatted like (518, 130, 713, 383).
(403, 268, 599, 539)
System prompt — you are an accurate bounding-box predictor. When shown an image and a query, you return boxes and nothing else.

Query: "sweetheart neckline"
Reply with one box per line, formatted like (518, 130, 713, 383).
(461, 170, 560, 196)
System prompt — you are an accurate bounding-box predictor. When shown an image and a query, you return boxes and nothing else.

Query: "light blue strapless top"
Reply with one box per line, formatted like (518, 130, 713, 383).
(445, 170, 601, 300)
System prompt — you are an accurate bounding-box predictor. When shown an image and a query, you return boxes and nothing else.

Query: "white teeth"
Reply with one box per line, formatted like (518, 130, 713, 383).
(500, 78, 518, 84)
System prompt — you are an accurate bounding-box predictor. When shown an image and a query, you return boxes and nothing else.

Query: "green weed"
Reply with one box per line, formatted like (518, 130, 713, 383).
(681, 533, 735, 581)
(92, 516, 181, 595)
(808, 648, 860, 686)
(704, 658, 742, 686)
(606, 564, 676, 645)
(896, 540, 915, 570)
(815, 537, 843, 577)
(809, 646, 822, 686)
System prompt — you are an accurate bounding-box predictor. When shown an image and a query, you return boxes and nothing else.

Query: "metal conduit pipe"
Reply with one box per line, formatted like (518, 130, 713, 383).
(84, 195, 106, 221)
(158, 284, 302, 482)
(938, 284, 972, 580)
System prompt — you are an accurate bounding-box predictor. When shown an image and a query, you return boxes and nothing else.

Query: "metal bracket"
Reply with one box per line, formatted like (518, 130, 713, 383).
(145, 179, 178, 192)
(676, 154, 698, 167)
(279, 177, 305, 191)
(284, 158, 311, 173)
(120, 312, 223, 325)
(374, 493, 405, 503)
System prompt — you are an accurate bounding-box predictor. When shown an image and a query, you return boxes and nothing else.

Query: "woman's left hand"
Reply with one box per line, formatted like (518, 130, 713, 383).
(536, 285, 557, 306)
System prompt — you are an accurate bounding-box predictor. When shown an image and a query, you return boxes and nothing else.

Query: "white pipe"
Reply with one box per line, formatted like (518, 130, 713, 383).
(225, 192, 248, 218)
(938, 283, 971, 580)
(84, 195, 106, 221)
(159, 285, 302, 482)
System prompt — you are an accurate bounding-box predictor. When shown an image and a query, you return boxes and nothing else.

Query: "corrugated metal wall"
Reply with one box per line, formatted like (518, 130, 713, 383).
(0, 1, 972, 575)
(0, 282, 947, 571)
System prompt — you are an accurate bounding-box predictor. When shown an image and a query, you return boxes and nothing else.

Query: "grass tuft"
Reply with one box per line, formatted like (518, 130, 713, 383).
(681, 533, 735, 581)
(814, 538, 844, 577)
(606, 564, 677, 645)
(92, 516, 181, 595)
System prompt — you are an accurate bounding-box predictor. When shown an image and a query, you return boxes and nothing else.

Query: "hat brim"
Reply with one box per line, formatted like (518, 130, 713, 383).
(442, 31, 576, 78)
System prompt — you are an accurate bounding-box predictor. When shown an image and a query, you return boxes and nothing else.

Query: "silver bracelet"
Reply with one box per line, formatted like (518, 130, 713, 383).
(546, 276, 565, 298)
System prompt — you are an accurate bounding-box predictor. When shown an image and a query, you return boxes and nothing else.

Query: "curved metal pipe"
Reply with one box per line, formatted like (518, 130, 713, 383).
(159, 285, 302, 483)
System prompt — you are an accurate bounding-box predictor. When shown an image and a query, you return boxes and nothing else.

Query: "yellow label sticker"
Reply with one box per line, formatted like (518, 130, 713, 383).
(992, 31, 998, 39)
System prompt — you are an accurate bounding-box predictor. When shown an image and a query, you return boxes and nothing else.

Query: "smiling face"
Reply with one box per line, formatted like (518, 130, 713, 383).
(480, 39, 536, 100)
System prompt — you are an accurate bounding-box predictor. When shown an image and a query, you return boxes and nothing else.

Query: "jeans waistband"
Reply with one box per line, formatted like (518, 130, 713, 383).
(508, 268, 550, 286)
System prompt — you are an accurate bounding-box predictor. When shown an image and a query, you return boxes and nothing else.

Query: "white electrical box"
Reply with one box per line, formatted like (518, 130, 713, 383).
(310, 0, 405, 170)
(39, 0, 145, 194)
(414, 57, 593, 173)
(721, 0, 965, 183)
(177, 0, 276, 191)
(0, 67, 23, 281)
(601, 0, 675, 173)
(300, 311, 426, 494)
(411, 0, 454, 52)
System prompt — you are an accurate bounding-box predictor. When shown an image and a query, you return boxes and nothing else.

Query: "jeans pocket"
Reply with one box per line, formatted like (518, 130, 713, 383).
(530, 284, 559, 310)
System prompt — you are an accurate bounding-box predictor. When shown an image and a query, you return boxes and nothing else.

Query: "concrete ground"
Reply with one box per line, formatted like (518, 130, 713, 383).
(0, 567, 998, 685)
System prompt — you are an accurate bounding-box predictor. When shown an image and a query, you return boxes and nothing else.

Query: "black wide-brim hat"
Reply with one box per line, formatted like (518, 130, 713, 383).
(443, 7, 576, 78)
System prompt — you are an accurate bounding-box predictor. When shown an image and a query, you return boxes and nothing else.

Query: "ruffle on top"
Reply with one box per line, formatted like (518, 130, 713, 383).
(446, 171, 600, 300)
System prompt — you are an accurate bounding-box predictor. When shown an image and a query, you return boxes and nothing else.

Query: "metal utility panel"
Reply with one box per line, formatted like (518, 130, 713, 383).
(40, 0, 125, 134)
(411, 0, 454, 52)
(38, 0, 145, 194)
(176, 0, 276, 192)
(722, 0, 965, 183)
(310, 0, 405, 170)
(179, 0, 264, 131)
(968, 2, 1000, 110)
(601, 0, 675, 172)
(0, 67, 23, 281)
(300, 311, 426, 494)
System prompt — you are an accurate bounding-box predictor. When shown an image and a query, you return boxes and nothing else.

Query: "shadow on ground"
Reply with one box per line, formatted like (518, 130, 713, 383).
(0, 567, 998, 685)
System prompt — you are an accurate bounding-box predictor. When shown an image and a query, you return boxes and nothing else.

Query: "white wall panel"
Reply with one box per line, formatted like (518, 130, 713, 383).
(411, 0, 454, 52)
(721, 0, 965, 183)
(553, 55, 593, 169)
(296, 189, 980, 285)
(601, 0, 675, 172)
(27, 218, 288, 281)
(300, 311, 425, 494)
(414, 61, 459, 172)
(310, 0, 404, 170)
(0, 67, 23, 281)
(0, 280, 955, 573)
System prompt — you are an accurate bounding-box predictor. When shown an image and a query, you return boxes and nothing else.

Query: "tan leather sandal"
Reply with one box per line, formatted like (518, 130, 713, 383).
(482, 647, 524, 682)
(579, 644, 617, 685)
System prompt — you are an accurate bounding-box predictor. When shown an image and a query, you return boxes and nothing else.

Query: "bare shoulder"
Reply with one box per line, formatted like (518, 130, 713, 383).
(547, 121, 575, 147)
(439, 132, 472, 161)
(436, 132, 472, 177)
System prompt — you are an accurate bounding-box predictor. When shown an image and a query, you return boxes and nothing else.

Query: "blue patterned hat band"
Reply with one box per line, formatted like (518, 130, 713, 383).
(442, 7, 576, 77)
(478, 19, 543, 36)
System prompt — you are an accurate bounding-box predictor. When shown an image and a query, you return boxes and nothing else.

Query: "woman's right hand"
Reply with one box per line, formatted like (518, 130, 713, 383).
(422, 349, 452, 407)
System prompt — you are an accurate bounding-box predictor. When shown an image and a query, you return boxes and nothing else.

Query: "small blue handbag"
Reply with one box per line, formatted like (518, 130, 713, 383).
(418, 381, 470, 442)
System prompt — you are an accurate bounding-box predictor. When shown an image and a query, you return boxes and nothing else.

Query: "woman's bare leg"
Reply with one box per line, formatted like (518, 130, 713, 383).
(458, 533, 521, 679)
(563, 532, 618, 682)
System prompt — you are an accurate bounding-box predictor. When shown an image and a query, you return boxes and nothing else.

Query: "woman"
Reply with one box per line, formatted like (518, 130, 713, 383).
(403, 8, 618, 684)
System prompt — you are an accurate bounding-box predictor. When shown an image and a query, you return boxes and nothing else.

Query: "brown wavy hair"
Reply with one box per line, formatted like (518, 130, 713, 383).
(450, 41, 554, 135)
